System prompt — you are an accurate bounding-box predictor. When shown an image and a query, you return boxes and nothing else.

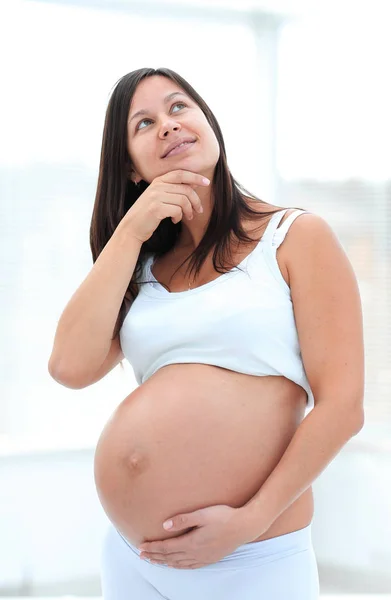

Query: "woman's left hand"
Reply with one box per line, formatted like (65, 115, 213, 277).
(138, 504, 260, 569)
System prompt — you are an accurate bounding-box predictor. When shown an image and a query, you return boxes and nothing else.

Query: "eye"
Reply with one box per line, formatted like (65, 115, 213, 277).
(136, 102, 187, 131)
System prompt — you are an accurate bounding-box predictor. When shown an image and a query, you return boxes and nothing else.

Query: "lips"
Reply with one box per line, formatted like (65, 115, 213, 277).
(162, 137, 197, 158)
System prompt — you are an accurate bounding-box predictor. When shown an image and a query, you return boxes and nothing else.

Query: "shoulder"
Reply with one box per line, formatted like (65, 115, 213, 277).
(279, 211, 344, 286)
(279, 210, 335, 253)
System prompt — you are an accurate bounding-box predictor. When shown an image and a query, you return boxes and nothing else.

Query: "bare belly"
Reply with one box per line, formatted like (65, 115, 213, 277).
(94, 364, 314, 548)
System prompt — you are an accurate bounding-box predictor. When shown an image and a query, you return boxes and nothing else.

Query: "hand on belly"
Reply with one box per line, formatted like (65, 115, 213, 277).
(93, 366, 306, 546)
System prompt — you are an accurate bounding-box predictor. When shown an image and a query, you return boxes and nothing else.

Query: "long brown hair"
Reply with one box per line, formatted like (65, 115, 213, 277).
(90, 67, 304, 342)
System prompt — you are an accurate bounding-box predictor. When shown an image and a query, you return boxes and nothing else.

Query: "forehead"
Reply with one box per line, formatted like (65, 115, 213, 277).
(131, 76, 185, 107)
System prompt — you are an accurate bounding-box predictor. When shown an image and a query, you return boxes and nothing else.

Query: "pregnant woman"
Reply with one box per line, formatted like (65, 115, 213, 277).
(48, 67, 365, 599)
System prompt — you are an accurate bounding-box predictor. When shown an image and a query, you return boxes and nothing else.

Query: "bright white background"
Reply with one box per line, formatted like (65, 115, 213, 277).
(0, 0, 390, 595)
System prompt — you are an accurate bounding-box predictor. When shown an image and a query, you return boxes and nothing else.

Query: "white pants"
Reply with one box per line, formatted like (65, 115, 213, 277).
(100, 521, 319, 599)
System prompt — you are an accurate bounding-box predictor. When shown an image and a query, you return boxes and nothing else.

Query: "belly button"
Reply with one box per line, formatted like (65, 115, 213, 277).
(126, 451, 149, 473)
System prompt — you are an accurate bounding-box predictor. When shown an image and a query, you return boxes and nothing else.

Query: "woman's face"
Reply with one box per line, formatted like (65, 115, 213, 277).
(126, 76, 220, 185)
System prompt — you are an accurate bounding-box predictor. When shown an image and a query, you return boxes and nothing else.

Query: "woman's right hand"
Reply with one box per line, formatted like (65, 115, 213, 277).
(125, 170, 211, 244)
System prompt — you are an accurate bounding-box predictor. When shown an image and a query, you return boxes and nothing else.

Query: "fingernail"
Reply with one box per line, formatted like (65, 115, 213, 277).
(163, 520, 173, 530)
(202, 177, 210, 185)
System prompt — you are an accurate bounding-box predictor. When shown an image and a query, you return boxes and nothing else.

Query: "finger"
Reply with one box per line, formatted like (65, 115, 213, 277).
(163, 192, 193, 222)
(149, 558, 202, 570)
(142, 551, 185, 561)
(141, 528, 195, 554)
(164, 511, 203, 531)
(164, 170, 210, 188)
(140, 543, 182, 555)
(162, 183, 203, 216)
(170, 561, 204, 569)
(160, 186, 201, 221)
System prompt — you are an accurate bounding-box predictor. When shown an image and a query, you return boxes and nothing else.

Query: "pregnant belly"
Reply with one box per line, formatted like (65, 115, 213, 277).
(94, 364, 310, 547)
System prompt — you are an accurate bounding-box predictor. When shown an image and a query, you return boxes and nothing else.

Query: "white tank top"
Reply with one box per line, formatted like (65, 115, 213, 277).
(120, 208, 314, 411)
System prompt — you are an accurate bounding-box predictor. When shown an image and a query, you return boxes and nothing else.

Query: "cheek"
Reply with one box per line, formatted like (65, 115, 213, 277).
(129, 140, 154, 166)
(198, 122, 218, 150)
(127, 139, 137, 164)
(203, 129, 220, 160)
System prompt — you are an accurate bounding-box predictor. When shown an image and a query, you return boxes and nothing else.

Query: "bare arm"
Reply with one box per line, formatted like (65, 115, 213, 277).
(50, 332, 125, 390)
(48, 218, 142, 388)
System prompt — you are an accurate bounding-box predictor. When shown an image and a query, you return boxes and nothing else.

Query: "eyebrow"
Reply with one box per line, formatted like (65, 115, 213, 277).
(128, 92, 189, 125)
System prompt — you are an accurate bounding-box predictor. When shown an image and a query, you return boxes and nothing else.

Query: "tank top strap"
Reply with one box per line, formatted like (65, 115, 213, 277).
(261, 209, 291, 244)
(273, 209, 310, 249)
(262, 208, 310, 249)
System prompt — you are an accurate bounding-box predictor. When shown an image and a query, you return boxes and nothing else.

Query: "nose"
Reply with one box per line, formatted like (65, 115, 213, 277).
(160, 121, 180, 138)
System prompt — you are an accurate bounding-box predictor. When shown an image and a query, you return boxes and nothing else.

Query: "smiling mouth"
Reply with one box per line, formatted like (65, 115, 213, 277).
(164, 140, 196, 158)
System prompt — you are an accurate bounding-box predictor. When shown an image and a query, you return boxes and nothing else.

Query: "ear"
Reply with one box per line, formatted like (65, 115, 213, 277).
(127, 169, 140, 184)
(125, 158, 139, 183)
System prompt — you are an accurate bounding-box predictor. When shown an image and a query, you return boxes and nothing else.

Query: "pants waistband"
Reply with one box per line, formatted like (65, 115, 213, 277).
(118, 522, 313, 571)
